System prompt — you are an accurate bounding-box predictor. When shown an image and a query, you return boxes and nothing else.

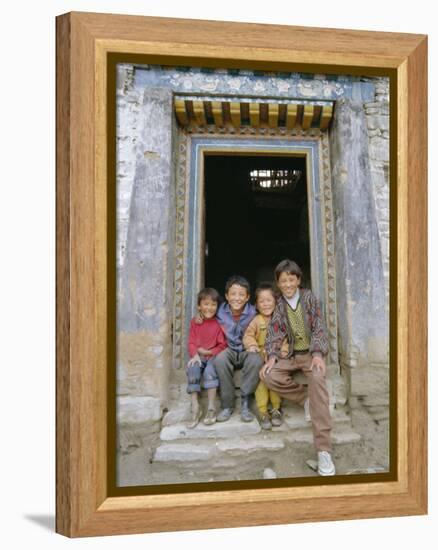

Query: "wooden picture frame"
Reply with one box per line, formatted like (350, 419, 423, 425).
(56, 11, 427, 537)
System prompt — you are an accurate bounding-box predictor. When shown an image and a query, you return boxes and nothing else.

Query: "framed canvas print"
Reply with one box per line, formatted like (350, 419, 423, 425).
(56, 12, 427, 537)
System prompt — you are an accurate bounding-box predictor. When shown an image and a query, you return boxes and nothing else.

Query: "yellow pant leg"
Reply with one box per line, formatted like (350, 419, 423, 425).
(269, 389, 281, 411)
(255, 381, 270, 414)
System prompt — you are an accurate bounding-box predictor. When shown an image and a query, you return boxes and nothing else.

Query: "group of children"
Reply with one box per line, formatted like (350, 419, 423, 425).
(185, 258, 336, 476)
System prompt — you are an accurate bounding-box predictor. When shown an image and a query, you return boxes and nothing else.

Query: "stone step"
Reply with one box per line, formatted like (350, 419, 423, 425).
(156, 405, 359, 466)
(161, 400, 352, 434)
(282, 405, 352, 430)
(154, 443, 214, 462)
(154, 434, 286, 463)
(217, 435, 285, 453)
(284, 428, 361, 445)
(153, 425, 361, 464)
(160, 383, 357, 457)
(160, 414, 261, 441)
(162, 401, 191, 427)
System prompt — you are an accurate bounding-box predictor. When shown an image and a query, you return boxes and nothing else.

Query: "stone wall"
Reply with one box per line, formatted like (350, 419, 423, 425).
(365, 77, 390, 302)
(116, 65, 142, 269)
(329, 80, 390, 420)
(116, 75, 177, 436)
(361, 78, 390, 419)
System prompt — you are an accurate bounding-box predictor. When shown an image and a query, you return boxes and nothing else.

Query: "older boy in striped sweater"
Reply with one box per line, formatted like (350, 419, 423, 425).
(260, 259, 335, 476)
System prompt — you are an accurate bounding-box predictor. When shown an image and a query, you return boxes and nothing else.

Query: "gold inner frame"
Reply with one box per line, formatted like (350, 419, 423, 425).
(96, 46, 408, 511)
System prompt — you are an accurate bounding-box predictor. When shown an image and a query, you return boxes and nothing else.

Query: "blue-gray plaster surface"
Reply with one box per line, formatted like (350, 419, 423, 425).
(329, 98, 389, 393)
(118, 86, 176, 333)
(134, 66, 375, 103)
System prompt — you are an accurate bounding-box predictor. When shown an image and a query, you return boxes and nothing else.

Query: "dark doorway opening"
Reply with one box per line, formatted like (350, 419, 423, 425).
(204, 154, 311, 299)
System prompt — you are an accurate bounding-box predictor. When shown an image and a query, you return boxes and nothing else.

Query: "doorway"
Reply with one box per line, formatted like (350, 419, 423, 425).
(173, 135, 339, 372)
(204, 154, 310, 298)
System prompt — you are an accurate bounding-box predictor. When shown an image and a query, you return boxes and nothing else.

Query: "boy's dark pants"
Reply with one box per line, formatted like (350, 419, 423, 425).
(263, 352, 332, 452)
(213, 349, 264, 409)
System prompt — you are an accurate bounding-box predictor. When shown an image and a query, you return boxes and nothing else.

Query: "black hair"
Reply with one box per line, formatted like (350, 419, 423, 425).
(197, 287, 222, 306)
(274, 259, 303, 282)
(224, 275, 251, 295)
(255, 282, 277, 303)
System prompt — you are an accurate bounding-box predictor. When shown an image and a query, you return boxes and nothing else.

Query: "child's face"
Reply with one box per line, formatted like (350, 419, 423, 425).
(277, 272, 301, 299)
(198, 297, 218, 319)
(225, 284, 250, 314)
(256, 289, 276, 317)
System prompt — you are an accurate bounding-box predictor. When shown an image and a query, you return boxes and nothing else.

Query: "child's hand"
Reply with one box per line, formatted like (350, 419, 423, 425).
(187, 354, 201, 368)
(247, 346, 259, 353)
(194, 314, 203, 325)
(260, 357, 276, 380)
(311, 355, 326, 375)
(197, 347, 212, 356)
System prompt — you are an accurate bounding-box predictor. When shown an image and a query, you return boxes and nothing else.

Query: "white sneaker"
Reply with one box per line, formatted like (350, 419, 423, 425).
(317, 451, 336, 476)
(304, 398, 311, 422)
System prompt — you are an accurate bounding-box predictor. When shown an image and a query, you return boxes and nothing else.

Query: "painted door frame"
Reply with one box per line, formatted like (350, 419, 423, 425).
(172, 131, 340, 378)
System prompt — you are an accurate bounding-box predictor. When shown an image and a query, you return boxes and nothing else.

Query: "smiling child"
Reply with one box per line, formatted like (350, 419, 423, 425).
(186, 287, 227, 428)
(243, 283, 286, 430)
(261, 259, 335, 476)
(213, 275, 264, 422)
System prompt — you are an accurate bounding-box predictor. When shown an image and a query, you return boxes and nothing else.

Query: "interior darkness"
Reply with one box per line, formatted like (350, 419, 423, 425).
(204, 154, 311, 300)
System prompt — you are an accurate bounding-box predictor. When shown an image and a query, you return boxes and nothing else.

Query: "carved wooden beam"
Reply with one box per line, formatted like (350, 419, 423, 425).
(173, 97, 333, 131)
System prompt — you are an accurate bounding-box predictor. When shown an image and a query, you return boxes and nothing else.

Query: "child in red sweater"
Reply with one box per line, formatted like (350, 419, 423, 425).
(186, 288, 227, 428)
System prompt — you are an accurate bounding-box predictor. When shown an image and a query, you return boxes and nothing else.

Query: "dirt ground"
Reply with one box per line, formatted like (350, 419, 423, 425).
(117, 404, 389, 487)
